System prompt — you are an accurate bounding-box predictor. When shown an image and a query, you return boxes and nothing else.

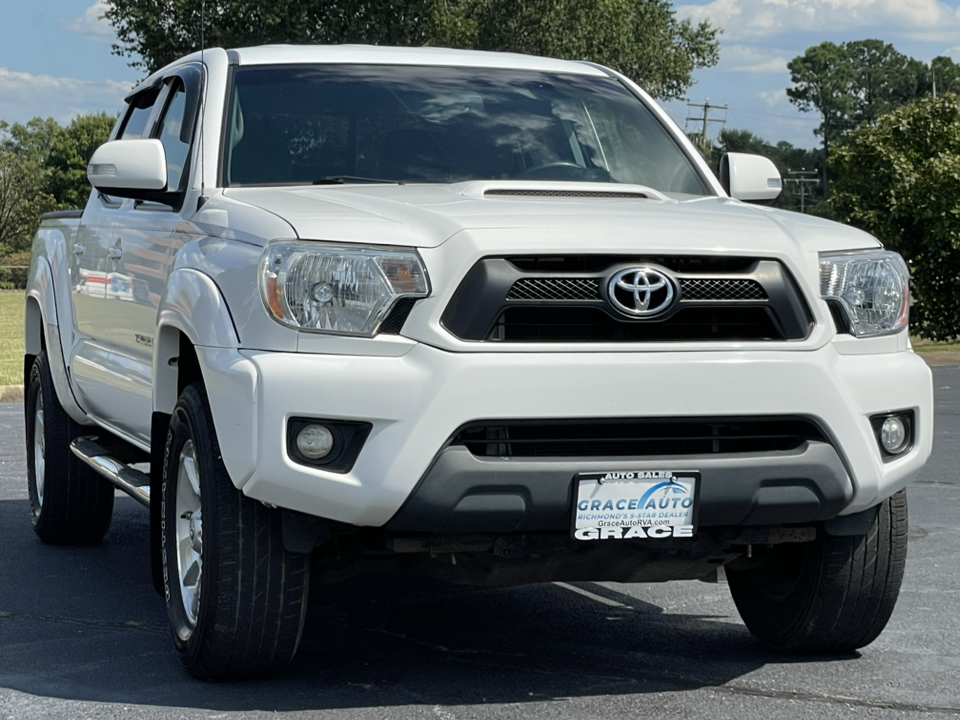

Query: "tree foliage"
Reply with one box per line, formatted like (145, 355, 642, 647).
(45, 113, 116, 209)
(830, 94, 960, 339)
(0, 144, 55, 255)
(787, 40, 958, 196)
(104, 0, 719, 100)
(0, 114, 115, 256)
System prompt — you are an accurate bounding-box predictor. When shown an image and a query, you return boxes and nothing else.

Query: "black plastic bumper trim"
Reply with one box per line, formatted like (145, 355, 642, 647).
(385, 442, 854, 534)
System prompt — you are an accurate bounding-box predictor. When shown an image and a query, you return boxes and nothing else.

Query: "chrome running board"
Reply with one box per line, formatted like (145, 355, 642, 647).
(70, 436, 151, 508)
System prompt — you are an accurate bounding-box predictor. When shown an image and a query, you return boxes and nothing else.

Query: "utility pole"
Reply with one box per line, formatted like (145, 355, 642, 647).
(784, 168, 820, 214)
(685, 99, 728, 146)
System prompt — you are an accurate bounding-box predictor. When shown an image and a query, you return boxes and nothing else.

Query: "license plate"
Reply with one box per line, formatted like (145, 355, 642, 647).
(572, 470, 699, 541)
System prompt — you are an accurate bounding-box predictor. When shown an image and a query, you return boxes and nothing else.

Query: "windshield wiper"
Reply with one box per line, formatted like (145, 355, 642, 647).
(313, 175, 403, 185)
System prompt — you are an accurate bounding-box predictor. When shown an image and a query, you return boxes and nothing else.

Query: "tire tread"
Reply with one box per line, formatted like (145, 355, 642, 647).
(26, 353, 113, 545)
(728, 489, 908, 654)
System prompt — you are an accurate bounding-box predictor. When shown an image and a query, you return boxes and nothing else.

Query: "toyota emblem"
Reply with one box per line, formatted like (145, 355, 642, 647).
(608, 267, 677, 317)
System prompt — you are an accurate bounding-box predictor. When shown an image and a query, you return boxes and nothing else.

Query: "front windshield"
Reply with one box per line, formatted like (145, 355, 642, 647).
(224, 64, 710, 195)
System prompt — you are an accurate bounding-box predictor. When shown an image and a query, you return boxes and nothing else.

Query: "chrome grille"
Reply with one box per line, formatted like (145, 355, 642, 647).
(507, 277, 600, 301)
(679, 278, 767, 301)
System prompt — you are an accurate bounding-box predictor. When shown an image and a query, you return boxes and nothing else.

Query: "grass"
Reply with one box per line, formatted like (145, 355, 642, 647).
(0, 291, 24, 386)
(910, 337, 960, 353)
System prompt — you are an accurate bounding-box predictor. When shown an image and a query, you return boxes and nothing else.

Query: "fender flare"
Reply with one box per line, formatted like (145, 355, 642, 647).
(25, 231, 89, 425)
(152, 268, 240, 415)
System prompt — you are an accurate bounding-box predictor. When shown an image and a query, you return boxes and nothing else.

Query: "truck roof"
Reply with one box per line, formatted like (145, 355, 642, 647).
(226, 44, 609, 75)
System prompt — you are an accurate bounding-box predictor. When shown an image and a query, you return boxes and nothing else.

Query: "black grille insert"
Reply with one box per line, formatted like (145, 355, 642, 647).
(491, 306, 782, 342)
(507, 277, 601, 301)
(441, 256, 813, 342)
(679, 278, 767, 301)
(507, 276, 768, 303)
(454, 417, 827, 458)
(380, 298, 416, 334)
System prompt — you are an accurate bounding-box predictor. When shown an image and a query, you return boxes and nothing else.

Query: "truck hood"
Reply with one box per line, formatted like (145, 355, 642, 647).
(221, 181, 880, 254)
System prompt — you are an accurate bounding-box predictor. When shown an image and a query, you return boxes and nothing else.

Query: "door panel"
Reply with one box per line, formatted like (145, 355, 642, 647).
(107, 72, 199, 441)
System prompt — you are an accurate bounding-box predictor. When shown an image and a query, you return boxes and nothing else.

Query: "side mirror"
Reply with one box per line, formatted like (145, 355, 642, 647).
(719, 152, 782, 202)
(87, 138, 167, 196)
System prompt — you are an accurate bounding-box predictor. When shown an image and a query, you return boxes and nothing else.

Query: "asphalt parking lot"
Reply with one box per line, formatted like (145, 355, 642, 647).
(1, 369, 959, 719)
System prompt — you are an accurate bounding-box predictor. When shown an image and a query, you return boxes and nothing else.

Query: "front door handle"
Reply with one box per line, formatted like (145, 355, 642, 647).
(73, 243, 84, 256)
(108, 246, 122, 260)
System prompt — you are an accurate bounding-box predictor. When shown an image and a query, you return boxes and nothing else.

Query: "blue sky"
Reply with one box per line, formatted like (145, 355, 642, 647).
(1, 0, 958, 149)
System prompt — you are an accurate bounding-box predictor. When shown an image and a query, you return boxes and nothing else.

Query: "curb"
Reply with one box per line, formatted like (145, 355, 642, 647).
(0, 385, 23, 403)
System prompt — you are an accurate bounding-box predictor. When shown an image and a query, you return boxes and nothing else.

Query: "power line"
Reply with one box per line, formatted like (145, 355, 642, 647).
(685, 99, 728, 144)
(784, 168, 820, 213)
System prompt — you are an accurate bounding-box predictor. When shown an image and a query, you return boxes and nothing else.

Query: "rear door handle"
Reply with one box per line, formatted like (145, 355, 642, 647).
(73, 243, 84, 256)
(108, 246, 122, 260)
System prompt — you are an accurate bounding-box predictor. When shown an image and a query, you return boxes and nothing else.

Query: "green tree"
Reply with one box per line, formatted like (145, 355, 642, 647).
(830, 94, 960, 339)
(927, 56, 960, 97)
(104, 0, 719, 100)
(787, 39, 937, 194)
(45, 113, 116, 209)
(0, 117, 61, 164)
(469, 0, 719, 100)
(844, 40, 923, 126)
(0, 132, 57, 254)
(786, 41, 855, 176)
(0, 112, 116, 253)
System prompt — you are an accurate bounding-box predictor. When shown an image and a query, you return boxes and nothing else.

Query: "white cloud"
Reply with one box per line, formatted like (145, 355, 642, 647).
(759, 88, 788, 106)
(63, 1, 114, 44)
(0, 67, 131, 124)
(677, 0, 960, 42)
(721, 44, 789, 73)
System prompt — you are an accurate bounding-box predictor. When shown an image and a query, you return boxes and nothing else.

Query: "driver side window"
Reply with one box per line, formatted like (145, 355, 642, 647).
(154, 80, 192, 192)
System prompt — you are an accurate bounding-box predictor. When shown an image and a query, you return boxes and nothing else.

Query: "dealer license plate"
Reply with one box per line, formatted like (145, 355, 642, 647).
(572, 470, 699, 541)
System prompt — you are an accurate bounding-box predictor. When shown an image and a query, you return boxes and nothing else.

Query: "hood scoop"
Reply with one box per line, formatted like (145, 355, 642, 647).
(483, 188, 648, 199)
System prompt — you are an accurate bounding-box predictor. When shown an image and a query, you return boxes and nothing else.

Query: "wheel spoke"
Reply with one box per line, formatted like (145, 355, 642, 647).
(34, 389, 46, 506)
(183, 558, 201, 588)
(182, 452, 201, 498)
(175, 439, 203, 632)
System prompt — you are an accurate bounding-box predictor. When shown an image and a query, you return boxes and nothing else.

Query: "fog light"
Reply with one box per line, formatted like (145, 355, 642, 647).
(296, 424, 334, 459)
(880, 416, 908, 454)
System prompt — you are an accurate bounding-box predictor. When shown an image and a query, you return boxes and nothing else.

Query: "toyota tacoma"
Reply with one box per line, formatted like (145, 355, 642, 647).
(24, 45, 932, 679)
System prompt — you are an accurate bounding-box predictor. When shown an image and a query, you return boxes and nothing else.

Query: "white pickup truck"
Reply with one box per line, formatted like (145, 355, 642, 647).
(24, 44, 932, 679)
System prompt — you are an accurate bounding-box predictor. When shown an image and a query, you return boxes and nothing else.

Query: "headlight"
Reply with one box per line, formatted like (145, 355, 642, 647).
(260, 241, 429, 336)
(819, 250, 909, 337)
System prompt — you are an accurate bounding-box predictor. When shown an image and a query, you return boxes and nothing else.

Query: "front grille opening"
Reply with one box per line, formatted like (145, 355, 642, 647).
(506, 255, 760, 274)
(507, 277, 602, 301)
(826, 299, 852, 335)
(679, 278, 767, 301)
(454, 418, 827, 458)
(379, 298, 416, 334)
(490, 306, 783, 342)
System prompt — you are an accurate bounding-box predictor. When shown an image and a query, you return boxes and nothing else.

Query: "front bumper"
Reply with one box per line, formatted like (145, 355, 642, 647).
(197, 343, 932, 528)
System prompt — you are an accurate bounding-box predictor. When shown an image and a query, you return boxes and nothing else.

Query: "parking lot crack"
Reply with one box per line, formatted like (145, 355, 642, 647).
(0, 610, 167, 635)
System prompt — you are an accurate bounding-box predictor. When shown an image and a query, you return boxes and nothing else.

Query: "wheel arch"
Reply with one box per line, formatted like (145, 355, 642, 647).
(24, 251, 88, 425)
(152, 268, 240, 415)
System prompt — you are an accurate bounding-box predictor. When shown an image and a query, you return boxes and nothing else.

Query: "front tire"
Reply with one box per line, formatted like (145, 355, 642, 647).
(161, 383, 310, 679)
(727, 489, 908, 653)
(25, 352, 114, 544)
